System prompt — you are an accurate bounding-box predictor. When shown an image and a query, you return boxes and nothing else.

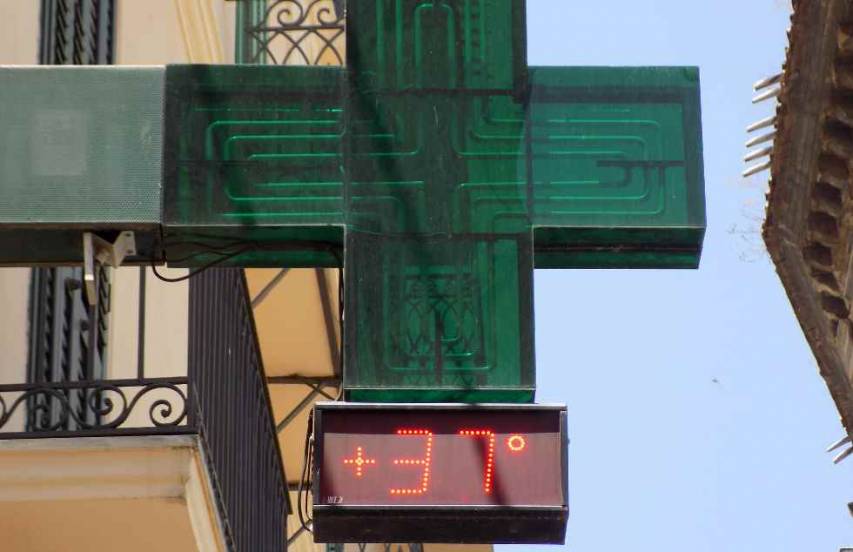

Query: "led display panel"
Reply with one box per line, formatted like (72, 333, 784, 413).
(312, 402, 568, 544)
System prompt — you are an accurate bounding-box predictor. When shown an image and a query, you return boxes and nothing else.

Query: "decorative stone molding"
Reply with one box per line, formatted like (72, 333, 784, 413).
(764, 0, 853, 435)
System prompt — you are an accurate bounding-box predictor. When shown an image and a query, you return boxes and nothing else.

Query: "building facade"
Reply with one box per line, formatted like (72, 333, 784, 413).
(0, 1, 491, 551)
(760, 0, 853, 461)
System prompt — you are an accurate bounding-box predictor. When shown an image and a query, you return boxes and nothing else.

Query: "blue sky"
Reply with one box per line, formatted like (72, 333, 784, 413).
(511, 1, 853, 550)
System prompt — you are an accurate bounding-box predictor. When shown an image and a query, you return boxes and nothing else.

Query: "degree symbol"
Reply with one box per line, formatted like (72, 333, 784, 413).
(507, 434, 526, 452)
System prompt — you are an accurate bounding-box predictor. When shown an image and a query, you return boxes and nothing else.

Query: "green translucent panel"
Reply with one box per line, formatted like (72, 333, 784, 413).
(346, 91, 528, 235)
(0, 67, 162, 224)
(345, 93, 433, 234)
(451, 94, 529, 234)
(163, 65, 346, 267)
(155, 9, 704, 402)
(529, 66, 706, 268)
(1, 6, 707, 403)
(344, 232, 534, 403)
(343, 83, 532, 401)
(0, 67, 163, 263)
(160, 62, 705, 401)
(347, 0, 526, 91)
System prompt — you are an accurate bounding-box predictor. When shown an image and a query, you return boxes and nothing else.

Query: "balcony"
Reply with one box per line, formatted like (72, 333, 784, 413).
(0, 268, 287, 552)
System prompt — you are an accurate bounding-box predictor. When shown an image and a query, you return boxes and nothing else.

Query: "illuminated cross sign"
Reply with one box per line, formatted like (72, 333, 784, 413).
(0, 0, 706, 546)
(164, 0, 705, 403)
(312, 402, 568, 544)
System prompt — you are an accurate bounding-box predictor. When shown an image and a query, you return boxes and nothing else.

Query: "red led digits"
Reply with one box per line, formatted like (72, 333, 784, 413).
(389, 429, 433, 496)
(342, 446, 377, 478)
(507, 434, 526, 453)
(458, 429, 496, 494)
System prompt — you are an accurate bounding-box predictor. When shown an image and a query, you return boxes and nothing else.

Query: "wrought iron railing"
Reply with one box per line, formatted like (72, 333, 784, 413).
(236, 0, 345, 65)
(0, 267, 189, 438)
(0, 377, 190, 437)
(188, 268, 288, 552)
(0, 267, 286, 552)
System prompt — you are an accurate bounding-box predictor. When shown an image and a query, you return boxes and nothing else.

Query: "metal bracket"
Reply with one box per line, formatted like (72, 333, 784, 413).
(83, 231, 136, 306)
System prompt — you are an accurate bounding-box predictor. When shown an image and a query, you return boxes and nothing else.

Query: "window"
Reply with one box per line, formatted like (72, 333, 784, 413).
(27, 267, 110, 431)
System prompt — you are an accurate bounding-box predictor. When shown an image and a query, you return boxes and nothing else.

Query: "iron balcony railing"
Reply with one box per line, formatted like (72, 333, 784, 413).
(236, 0, 346, 65)
(0, 267, 286, 552)
(189, 268, 288, 552)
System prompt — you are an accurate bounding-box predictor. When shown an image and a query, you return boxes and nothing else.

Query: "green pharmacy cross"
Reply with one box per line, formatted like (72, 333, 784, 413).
(165, 0, 705, 402)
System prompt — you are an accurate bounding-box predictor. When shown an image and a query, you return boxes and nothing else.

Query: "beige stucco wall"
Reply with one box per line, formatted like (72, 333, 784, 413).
(0, 269, 30, 385)
(117, 0, 189, 64)
(0, 0, 38, 64)
(107, 267, 189, 380)
(117, 0, 235, 64)
(107, 267, 142, 378)
(106, 267, 189, 428)
(0, 269, 31, 432)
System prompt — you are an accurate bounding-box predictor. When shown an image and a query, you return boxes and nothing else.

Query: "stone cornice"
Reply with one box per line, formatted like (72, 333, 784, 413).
(765, 0, 853, 435)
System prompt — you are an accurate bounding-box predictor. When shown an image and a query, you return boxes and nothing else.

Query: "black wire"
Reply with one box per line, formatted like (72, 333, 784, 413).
(303, 442, 313, 523)
(303, 425, 314, 524)
(164, 238, 250, 251)
(151, 239, 344, 285)
(150, 246, 255, 283)
(162, 242, 251, 264)
(336, 266, 345, 401)
(296, 438, 309, 529)
(297, 409, 315, 533)
(298, 452, 313, 529)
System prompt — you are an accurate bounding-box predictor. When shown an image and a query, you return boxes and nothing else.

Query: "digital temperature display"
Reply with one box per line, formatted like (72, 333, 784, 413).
(313, 403, 568, 544)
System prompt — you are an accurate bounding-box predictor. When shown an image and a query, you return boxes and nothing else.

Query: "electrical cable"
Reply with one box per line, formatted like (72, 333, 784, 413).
(162, 240, 250, 264)
(149, 239, 343, 284)
(303, 441, 313, 525)
(336, 266, 345, 401)
(305, 410, 316, 526)
(151, 245, 254, 283)
(296, 409, 315, 534)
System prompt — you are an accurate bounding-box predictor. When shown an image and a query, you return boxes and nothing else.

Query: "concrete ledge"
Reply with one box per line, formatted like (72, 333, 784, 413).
(0, 434, 227, 552)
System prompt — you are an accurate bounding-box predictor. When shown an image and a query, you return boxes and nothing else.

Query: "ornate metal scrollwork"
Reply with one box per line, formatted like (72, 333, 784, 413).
(0, 378, 188, 436)
(242, 0, 346, 66)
